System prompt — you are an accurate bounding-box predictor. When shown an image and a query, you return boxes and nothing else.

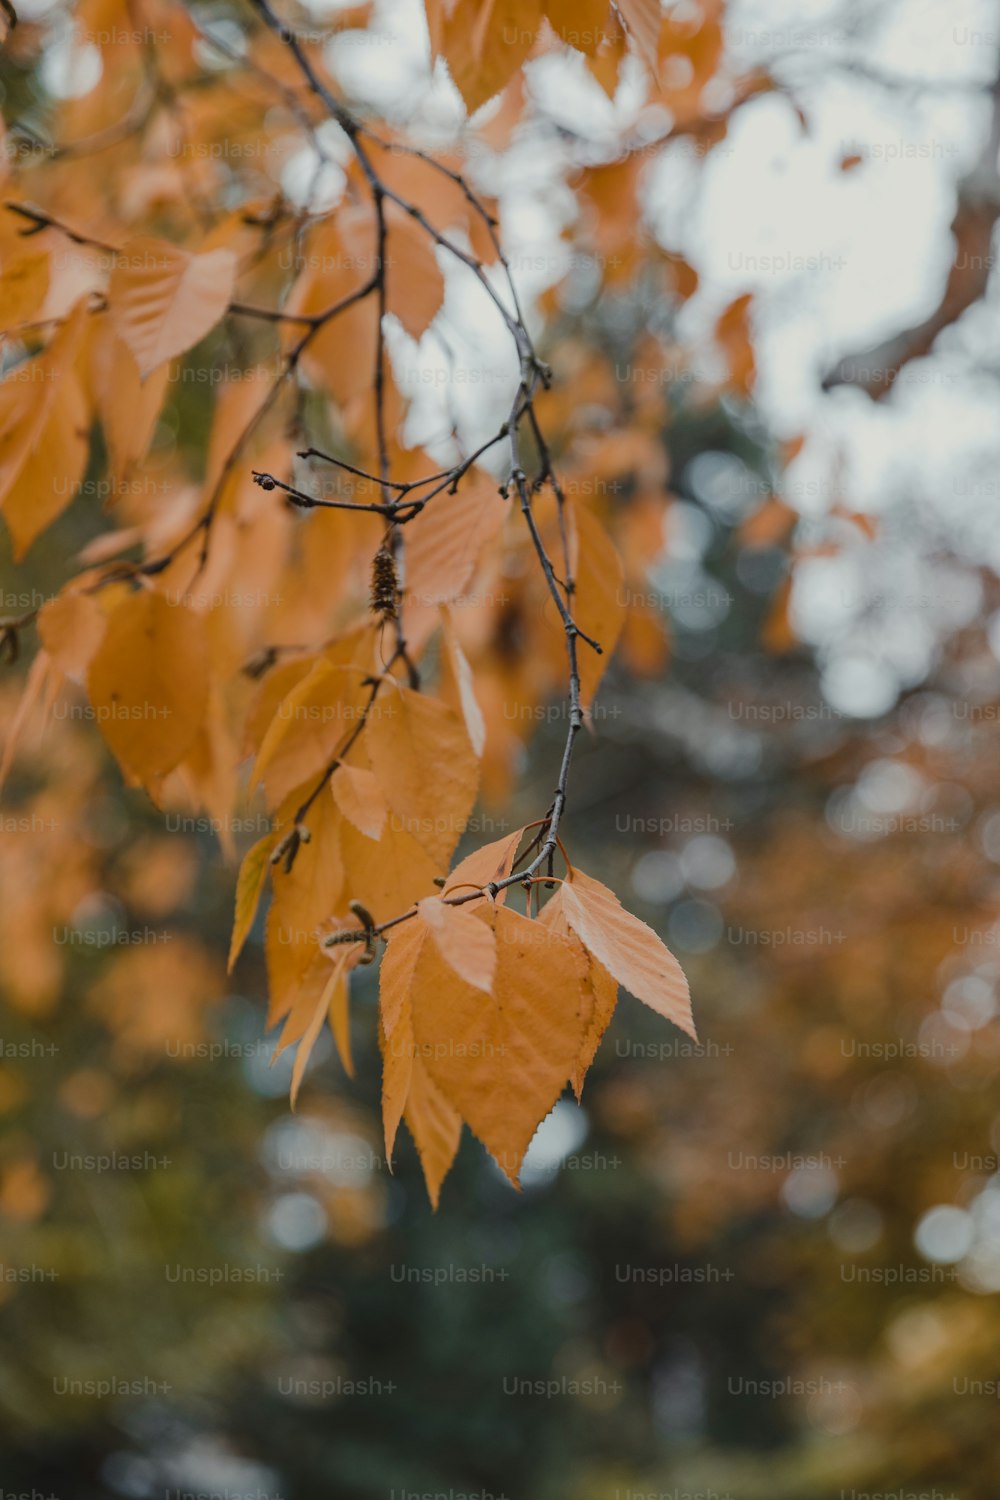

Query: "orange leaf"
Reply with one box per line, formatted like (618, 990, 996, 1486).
(37, 590, 106, 685)
(286, 947, 357, 1108)
(331, 762, 387, 841)
(404, 474, 507, 608)
(616, 0, 661, 67)
(417, 896, 496, 992)
(404, 1047, 463, 1207)
(715, 292, 756, 397)
(544, 0, 612, 56)
(90, 318, 170, 478)
(379, 915, 427, 1039)
(365, 684, 480, 867)
(385, 207, 445, 339)
(108, 236, 236, 378)
(0, 247, 50, 333)
(0, 301, 89, 559)
(558, 868, 695, 1038)
(413, 906, 589, 1182)
(379, 1014, 411, 1160)
(86, 589, 208, 783)
(440, 0, 545, 112)
(228, 832, 275, 973)
(440, 606, 486, 756)
(339, 813, 440, 928)
(443, 825, 525, 902)
(539, 892, 619, 1095)
(380, 1001, 462, 1206)
(252, 661, 371, 810)
(266, 789, 344, 1028)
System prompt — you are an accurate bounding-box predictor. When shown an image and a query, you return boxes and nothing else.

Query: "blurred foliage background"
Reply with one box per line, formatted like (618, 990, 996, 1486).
(5, 0, 1000, 1497)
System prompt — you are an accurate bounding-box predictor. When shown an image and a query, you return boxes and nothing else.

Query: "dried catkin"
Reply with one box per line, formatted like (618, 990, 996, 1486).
(370, 544, 398, 620)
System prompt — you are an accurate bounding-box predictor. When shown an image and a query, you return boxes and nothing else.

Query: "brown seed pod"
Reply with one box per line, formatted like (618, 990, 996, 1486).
(370, 543, 398, 620)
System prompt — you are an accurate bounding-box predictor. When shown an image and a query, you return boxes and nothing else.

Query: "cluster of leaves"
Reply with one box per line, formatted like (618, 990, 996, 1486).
(0, 0, 772, 1199)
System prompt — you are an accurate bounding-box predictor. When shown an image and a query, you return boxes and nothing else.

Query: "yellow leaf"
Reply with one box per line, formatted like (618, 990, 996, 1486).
(544, 0, 611, 55)
(559, 867, 695, 1038)
(37, 590, 106, 685)
(228, 832, 275, 973)
(386, 207, 445, 339)
(539, 889, 619, 1096)
(413, 906, 589, 1182)
(0, 247, 50, 333)
(0, 302, 89, 559)
(380, 996, 462, 1206)
(440, 605, 486, 756)
(331, 762, 387, 841)
(327, 951, 354, 1078)
(108, 236, 236, 378)
(283, 207, 379, 407)
(443, 825, 525, 904)
(417, 896, 496, 992)
(365, 684, 479, 867)
(252, 660, 371, 811)
(404, 1046, 462, 1208)
(379, 915, 428, 1039)
(90, 318, 170, 479)
(572, 953, 618, 1097)
(569, 502, 626, 708)
(287, 947, 356, 1108)
(379, 1014, 412, 1160)
(616, 0, 662, 67)
(86, 589, 208, 783)
(441, 0, 545, 112)
(339, 813, 440, 928)
(404, 473, 506, 607)
(715, 292, 756, 397)
(266, 789, 344, 1027)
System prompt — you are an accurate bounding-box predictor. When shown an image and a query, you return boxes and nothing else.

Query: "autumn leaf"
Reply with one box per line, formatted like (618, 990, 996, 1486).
(251, 660, 372, 811)
(440, 0, 545, 112)
(715, 292, 756, 397)
(403, 1048, 463, 1207)
(108, 236, 236, 378)
(87, 589, 209, 783)
(331, 763, 387, 841)
(339, 809, 442, 927)
(416, 896, 497, 992)
(90, 319, 170, 478)
(403, 474, 507, 608)
(384, 207, 445, 339)
(544, 0, 611, 56)
(440, 606, 486, 756)
(380, 1002, 463, 1208)
(539, 891, 619, 1096)
(0, 300, 89, 559)
(283, 946, 359, 1108)
(228, 831, 275, 972)
(379, 915, 428, 1040)
(365, 684, 480, 868)
(412, 906, 590, 1182)
(557, 868, 695, 1039)
(266, 789, 344, 1028)
(37, 591, 106, 685)
(0, 246, 50, 333)
(616, 0, 662, 67)
(443, 826, 526, 903)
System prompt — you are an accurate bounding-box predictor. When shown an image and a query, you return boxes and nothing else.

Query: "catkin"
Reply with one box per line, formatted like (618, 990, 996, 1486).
(370, 544, 398, 620)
